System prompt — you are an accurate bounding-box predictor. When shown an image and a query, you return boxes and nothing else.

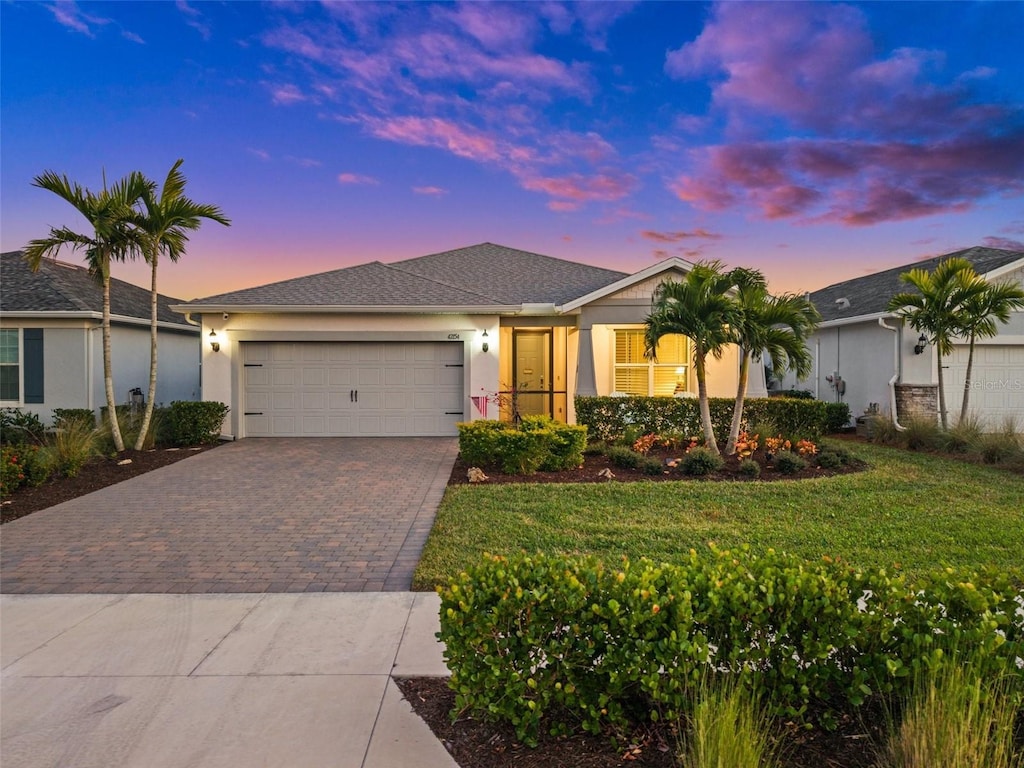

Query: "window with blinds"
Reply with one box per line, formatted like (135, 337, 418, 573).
(613, 330, 689, 396)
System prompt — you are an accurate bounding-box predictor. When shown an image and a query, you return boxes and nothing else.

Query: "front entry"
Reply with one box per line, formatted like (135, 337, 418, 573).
(513, 330, 552, 418)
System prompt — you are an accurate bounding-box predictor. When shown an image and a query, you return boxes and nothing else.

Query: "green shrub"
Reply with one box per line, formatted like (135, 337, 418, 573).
(522, 415, 587, 471)
(438, 550, 1023, 745)
(163, 401, 229, 447)
(605, 445, 643, 470)
(642, 457, 664, 475)
(51, 420, 99, 478)
(494, 429, 550, 474)
(51, 408, 96, 430)
(868, 414, 902, 445)
(456, 420, 507, 466)
(0, 408, 46, 446)
(773, 388, 814, 399)
(738, 458, 761, 478)
(942, 415, 982, 454)
(974, 431, 1020, 464)
(817, 440, 852, 464)
(816, 451, 842, 469)
(773, 451, 807, 474)
(682, 446, 725, 476)
(574, 396, 850, 445)
(1, 444, 51, 494)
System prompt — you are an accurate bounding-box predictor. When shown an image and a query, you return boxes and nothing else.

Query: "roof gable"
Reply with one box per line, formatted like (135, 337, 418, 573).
(810, 246, 1024, 323)
(0, 251, 189, 325)
(559, 257, 695, 311)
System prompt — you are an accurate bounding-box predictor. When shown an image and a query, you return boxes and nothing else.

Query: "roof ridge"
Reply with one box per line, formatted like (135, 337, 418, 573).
(44, 258, 99, 312)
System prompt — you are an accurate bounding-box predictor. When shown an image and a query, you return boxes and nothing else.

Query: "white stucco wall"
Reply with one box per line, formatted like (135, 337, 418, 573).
(199, 312, 498, 438)
(98, 325, 201, 411)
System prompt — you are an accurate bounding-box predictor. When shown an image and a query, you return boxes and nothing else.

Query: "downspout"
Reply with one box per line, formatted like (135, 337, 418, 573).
(814, 339, 820, 400)
(878, 317, 905, 431)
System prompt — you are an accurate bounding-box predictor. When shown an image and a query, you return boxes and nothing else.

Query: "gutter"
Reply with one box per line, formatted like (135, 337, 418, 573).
(169, 303, 522, 315)
(877, 317, 905, 431)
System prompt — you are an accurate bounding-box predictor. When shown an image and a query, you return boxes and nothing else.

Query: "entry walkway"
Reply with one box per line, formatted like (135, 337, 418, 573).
(0, 438, 459, 594)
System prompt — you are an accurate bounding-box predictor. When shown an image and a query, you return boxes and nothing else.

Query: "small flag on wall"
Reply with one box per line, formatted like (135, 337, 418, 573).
(471, 396, 487, 418)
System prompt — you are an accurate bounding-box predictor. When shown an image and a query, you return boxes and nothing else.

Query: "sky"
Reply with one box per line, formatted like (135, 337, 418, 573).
(2, 1, 1023, 302)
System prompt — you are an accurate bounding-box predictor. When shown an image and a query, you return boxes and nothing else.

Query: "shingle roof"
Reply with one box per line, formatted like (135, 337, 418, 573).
(1, 250, 191, 326)
(183, 243, 629, 308)
(810, 246, 1024, 323)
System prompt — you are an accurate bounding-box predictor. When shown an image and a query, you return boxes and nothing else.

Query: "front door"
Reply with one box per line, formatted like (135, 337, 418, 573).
(513, 331, 551, 418)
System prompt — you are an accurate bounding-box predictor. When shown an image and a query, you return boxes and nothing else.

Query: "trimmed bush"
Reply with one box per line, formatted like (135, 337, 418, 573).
(681, 446, 725, 476)
(438, 550, 1023, 745)
(738, 458, 761, 478)
(773, 451, 808, 474)
(605, 445, 643, 470)
(642, 457, 664, 475)
(164, 401, 229, 447)
(1, 444, 51, 494)
(575, 396, 850, 445)
(457, 418, 588, 475)
(816, 451, 842, 469)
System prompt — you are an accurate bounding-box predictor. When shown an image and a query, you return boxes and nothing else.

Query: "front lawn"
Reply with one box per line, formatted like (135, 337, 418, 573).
(413, 441, 1023, 590)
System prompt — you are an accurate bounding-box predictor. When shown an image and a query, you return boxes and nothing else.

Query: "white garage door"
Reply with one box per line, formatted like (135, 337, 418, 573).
(243, 341, 464, 437)
(946, 344, 1023, 427)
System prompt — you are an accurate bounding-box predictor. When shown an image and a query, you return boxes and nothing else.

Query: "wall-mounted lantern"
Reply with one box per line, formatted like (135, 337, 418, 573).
(209, 329, 221, 353)
(913, 333, 928, 355)
(481, 329, 489, 354)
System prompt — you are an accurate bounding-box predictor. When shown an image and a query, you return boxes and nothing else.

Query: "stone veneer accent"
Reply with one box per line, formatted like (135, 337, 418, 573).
(895, 384, 938, 421)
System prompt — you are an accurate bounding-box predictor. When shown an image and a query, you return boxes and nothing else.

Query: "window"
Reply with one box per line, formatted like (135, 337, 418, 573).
(613, 329, 690, 396)
(0, 329, 19, 401)
(0, 329, 44, 404)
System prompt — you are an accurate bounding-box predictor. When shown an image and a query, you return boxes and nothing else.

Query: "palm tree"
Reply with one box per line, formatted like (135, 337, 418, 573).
(133, 160, 230, 450)
(24, 170, 150, 452)
(886, 257, 987, 429)
(644, 261, 739, 454)
(956, 280, 1024, 422)
(724, 270, 819, 454)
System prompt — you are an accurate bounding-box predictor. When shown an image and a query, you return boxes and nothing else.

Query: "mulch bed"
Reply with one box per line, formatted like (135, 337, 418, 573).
(0, 443, 221, 524)
(395, 677, 888, 768)
(448, 447, 867, 486)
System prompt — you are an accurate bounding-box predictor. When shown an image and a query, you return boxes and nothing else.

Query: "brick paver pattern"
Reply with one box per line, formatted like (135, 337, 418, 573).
(0, 438, 458, 594)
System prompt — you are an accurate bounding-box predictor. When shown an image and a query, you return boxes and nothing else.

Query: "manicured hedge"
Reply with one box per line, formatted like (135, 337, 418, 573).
(438, 549, 1023, 744)
(52, 408, 97, 429)
(163, 401, 229, 447)
(457, 417, 587, 475)
(574, 396, 850, 443)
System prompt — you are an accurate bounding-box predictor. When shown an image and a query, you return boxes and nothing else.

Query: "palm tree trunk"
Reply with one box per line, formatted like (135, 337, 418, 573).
(726, 349, 750, 454)
(936, 349, 948, 430)
(695, 351, 719, 455)
(959, 334, 976, 425)
(101, 269, 125, 452)
(135, 254, 159, 450)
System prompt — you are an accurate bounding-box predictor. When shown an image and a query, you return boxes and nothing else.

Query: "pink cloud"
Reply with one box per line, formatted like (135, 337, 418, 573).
(641, 229, 722, 243)
(450, 4, 537, 51)
(413, 186, 447, 196)
(269, 83, 306, 105)
(176, 0, 210, 40)
(523, 172, 636, 202)
(1000, 221, 1024, 235)
(47, 1, 111, 37)
(981, 236, 1024, 251)
(366, 117, 501, 163)
(247, 148, 270, 161)
(337, 173, 379, 185)
(548, 201, 581, 212)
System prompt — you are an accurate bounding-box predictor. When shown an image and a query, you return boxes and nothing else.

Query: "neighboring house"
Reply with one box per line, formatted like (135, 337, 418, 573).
(173, 243, 765, 439)
(0, 251, 201, 424)
(776, 246, 1024, 428)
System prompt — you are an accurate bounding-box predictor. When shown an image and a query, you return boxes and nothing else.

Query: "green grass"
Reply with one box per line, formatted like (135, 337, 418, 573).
(413, 442, 1024, 590)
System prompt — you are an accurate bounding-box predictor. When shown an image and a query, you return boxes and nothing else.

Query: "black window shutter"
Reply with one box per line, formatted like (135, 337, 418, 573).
(23, 329, 44, 404)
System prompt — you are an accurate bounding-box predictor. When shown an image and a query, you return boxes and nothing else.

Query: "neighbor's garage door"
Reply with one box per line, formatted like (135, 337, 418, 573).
(242, 341, 464, 437)
(947, 344, 1023, 427)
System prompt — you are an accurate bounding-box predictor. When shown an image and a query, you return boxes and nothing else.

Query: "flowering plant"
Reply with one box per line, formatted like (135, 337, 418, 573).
(795, 439, 818, 456)
(764, 436, 791, 455)
(733, 432, 759, 459)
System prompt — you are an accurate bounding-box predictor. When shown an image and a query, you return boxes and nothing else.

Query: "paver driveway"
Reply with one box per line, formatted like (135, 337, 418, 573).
(0, 438, 458, 594)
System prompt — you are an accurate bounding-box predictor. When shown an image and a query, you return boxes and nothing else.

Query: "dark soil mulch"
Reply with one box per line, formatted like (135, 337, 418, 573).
(1, 443, 221, 524)
(395, 677, 888, 768)
(449, 446, 867, 486)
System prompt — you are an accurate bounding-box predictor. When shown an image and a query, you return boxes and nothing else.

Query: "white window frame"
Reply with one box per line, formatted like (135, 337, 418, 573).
(0, 327, 22, 405)
(612, 328, 690, 397)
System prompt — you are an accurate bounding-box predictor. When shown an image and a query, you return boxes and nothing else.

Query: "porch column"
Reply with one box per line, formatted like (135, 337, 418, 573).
(575, 326, 598, 396)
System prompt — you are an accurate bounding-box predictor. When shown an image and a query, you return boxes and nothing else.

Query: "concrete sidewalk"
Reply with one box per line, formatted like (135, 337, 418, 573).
(1, 592, 457, 768)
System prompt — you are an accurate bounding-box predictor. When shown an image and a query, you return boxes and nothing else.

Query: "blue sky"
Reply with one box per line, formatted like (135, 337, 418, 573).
(2, 1, 1022, 300)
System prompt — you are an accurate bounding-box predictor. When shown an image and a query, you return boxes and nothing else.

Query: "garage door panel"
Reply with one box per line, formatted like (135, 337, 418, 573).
(948, 344, 1023, 428)
(244, 341, 464, 437)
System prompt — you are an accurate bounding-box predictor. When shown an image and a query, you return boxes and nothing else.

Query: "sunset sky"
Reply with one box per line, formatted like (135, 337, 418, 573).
(2, 1, 1023, 301)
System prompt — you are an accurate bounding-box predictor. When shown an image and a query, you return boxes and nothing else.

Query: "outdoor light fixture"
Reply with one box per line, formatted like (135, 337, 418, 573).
(481, 329, 489, 354)
(209, 329, 220, 353)
(913, 333, 928, 355)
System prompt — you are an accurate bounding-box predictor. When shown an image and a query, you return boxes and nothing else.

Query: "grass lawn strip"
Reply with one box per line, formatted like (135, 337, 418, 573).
(413, 441, 1023, 590)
